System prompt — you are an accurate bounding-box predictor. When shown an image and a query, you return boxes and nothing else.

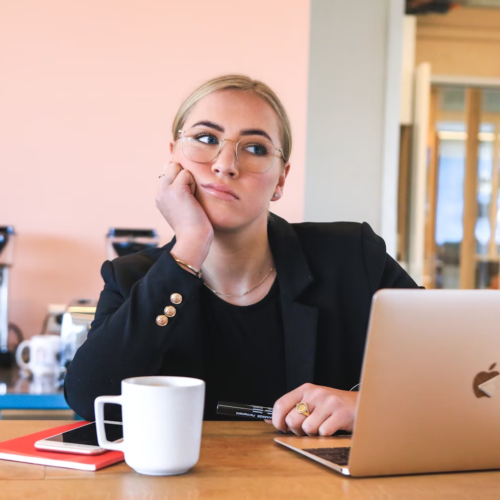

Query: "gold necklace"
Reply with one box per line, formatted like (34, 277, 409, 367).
(203, 267, 275, 298)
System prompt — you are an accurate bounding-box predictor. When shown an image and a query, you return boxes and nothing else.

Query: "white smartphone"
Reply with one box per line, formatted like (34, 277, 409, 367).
(34, 421, 123, 455)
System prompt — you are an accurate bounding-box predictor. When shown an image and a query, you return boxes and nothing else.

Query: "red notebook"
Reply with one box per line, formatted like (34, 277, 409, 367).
(0, 422, 124, 471)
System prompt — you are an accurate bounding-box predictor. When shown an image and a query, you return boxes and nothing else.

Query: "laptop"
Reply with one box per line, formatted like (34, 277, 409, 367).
(275, 289, 500, 477)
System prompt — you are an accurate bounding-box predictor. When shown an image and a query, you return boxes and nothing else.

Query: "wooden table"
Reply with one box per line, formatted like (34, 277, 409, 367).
(1, 421, 500, 499)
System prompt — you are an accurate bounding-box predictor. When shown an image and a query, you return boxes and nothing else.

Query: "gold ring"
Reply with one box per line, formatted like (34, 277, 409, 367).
(296, 402, 310, 417)
(158, 173, 166, 179)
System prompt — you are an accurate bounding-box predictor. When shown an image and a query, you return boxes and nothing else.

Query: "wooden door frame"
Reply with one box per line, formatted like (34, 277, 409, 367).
(460, 88, 481, 289)
(423, 87, 439, 288)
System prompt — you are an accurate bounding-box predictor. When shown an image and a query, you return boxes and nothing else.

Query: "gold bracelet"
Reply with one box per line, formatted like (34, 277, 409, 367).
(173, 258, 202, 279)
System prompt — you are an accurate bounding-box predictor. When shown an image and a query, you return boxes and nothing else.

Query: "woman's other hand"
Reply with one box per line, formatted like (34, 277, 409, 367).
(156, 162, 214, 270)
(267, 383, 358, 436)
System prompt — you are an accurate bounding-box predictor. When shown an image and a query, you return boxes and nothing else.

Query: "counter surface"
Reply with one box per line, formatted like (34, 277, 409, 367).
(0, 367, 68, 414)
(1, 420, 500, 499)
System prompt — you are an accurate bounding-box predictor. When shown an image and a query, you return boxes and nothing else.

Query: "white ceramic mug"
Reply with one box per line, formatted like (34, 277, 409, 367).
(15, 335, 62, 377)
(95, 376, 205, 476)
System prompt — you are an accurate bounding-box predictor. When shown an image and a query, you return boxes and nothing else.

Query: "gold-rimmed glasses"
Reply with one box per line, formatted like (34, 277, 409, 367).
(177, 127, 284, 174)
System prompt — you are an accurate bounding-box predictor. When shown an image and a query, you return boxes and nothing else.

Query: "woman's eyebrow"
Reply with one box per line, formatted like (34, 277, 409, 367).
(191, 120, 224, 132)
(190, 121, 273, 143)
(240, 129, 273, 142)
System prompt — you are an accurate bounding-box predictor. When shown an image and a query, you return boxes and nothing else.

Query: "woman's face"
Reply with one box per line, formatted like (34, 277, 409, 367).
(169, 90, 290, 233)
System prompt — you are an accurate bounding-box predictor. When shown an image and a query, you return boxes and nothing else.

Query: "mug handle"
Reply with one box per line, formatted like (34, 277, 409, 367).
(94, 395, 125, 452)
(15, 340, 31, 371)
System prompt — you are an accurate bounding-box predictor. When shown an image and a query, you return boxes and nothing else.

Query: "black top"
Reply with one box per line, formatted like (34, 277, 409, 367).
(64, 214, 420, 421)
(202, 278, 286, 420)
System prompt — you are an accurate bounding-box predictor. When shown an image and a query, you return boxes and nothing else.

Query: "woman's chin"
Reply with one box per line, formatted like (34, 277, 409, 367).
(207, 212, 246, 233)
(203, 205, 261, 233)
(196, 191, 270, 233)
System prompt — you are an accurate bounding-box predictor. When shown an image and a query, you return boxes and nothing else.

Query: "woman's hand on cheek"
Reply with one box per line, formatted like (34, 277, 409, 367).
(268, 383, 358, 437)
(155, 162, 214, 270)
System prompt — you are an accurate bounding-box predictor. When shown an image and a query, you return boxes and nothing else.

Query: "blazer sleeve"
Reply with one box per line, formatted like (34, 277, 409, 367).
(361, 222, 420, 292)
(64, 249, 204, 421)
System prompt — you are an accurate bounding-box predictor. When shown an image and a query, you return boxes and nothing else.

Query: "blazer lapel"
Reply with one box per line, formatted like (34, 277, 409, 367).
(268, 214, 319, 392)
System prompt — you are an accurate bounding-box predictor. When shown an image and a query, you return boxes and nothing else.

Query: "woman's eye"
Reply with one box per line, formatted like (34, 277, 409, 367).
(195, 134, 218, 145)
(244, 144, 269, 156)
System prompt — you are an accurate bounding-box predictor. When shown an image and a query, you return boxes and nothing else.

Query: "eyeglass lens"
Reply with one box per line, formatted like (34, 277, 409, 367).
(181, 128, 277, 173)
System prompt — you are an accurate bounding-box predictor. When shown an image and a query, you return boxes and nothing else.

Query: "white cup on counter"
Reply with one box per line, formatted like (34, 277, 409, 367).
(15, 335, 62, 378)
(95, 376, 205, 476)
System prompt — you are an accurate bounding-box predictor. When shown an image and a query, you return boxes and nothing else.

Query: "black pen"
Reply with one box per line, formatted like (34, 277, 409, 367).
(216, 401, 273, 420)
(216, 400, 352, 436)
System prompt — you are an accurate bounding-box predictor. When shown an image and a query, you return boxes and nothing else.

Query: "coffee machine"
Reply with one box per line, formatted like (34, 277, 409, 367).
(59, 299, 98, 373)
(0, 226, 15, 367)
(58, 228, 158, 373)
(106, 228, 159, 260)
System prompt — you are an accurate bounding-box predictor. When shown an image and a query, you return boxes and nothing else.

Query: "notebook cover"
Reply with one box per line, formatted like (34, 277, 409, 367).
(0, 421, 124, 471)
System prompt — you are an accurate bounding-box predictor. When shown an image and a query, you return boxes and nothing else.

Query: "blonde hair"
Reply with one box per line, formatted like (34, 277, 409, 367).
(172, 74, 292, 163)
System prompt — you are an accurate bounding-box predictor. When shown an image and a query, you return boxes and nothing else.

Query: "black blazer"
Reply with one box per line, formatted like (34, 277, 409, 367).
(64, 214, 418, 421)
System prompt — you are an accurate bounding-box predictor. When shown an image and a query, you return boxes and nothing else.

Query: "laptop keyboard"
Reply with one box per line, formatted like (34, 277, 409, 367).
(303, 447, 351, 466)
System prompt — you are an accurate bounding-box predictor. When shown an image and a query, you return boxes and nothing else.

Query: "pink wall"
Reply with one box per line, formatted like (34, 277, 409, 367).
(0, 1, 310, 339)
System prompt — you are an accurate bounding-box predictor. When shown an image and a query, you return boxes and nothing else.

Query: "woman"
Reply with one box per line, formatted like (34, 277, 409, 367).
(65, 75, 418, 437)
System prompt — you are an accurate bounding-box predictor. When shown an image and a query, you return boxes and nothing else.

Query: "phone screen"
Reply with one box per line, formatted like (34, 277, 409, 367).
(44, 422, 123, 446)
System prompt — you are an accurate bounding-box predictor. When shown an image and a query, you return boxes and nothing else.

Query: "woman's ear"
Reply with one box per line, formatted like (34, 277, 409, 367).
(277, 163, 290, 191)
(169, 142, 174, 154)
(272, 163, 290, 201)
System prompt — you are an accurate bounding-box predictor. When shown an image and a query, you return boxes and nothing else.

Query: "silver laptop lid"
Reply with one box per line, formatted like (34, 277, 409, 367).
(349, 289, 500, 477)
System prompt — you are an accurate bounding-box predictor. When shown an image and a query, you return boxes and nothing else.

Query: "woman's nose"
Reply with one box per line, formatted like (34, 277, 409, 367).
(211, 141, 239, 178)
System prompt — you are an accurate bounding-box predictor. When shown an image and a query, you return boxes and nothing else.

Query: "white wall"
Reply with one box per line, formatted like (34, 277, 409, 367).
(401, 15, 417, 125)
(304, 0, 404, 256)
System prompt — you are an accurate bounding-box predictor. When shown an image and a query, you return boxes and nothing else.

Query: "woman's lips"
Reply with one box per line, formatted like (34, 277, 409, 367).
(201, 183, 239, 201)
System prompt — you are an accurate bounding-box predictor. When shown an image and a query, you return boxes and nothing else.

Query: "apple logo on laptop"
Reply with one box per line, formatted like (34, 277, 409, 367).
(473, 363, 499, 398)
